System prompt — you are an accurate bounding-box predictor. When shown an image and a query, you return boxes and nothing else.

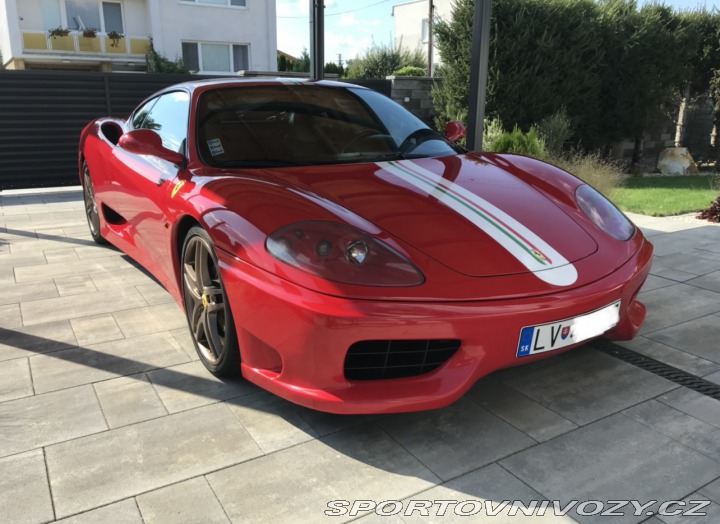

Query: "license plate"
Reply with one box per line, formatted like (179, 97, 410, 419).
(516, 300, 621, 357)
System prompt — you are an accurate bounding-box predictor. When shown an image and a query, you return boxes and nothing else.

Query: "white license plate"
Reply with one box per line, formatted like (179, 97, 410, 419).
(516, 300, 621, 357)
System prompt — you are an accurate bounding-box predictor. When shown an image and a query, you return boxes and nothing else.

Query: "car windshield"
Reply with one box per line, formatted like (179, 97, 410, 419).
(196, 84, 461, 168)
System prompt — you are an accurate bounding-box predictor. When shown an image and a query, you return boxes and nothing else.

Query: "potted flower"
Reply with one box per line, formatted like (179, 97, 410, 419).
(48, 27, 70, 39)
(107, 30, 124, 48)
(82, 28, 98, 38)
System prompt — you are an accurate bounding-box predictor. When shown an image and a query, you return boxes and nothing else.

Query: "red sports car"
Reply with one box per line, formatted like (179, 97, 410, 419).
(79, 78, 652, 414)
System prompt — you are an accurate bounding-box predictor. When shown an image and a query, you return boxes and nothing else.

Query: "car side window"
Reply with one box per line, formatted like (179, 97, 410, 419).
(139, 91, 191, 153)
(130, 98, 157, 130)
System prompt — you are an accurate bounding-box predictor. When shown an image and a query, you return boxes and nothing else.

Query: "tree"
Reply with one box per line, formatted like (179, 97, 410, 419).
(292, 49, 311, 73)
(346, 42, 425, 79)
(145, 39, 188, 74)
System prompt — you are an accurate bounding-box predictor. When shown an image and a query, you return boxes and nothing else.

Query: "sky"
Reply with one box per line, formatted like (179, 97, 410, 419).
(276, 0, 719, 66)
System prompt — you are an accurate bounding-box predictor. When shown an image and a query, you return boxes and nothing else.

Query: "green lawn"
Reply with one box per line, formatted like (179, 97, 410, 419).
(610, 175, 719, 216)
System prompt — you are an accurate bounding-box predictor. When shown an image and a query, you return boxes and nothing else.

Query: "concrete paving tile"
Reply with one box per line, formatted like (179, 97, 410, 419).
(93, 374, 167, 428)
(467, 379, 578, 442)
(91, 267, 158, 292)
(14, 256, 125, 283)
(503, 350, 675, 426)
(656, 495, 719, 524)
(637, 284, 720, 334)
(136, 282, 174, 305)
(0, 385, 107, 458)
(658, 388, 720, 428)
(70, 313, 124, 346)
(654, 250, 720, 276)
(137, 477, 230, 524)
(501, 414, 720, 524)
(686, 271, 720, 293)
(624, 400, 720, 461)
(0, 320, 77, 362)
(616, 337, 720, 377)
(0, 303, 22, 328)
(147, 360, 255, 414)
(20, 288, 147, 326)
(170, 327, 199, 361)
(74, 244, 123, 259)
(0, 252, 48, 269)
(0, 449, 54, 524)
(649, 266, 699, 282)
(30, 332, 190, 394)
(0, 279, 58, 306)
(54, 274, 98, 296)
(9, 237, 99, 255)
(47, 403, 263, 519)
(0, 358, 33, 402)
(645, 315, 720, 364)
(207, 424, 439, 524)
(0, 266, 13, 285)
(43, 247, 79, 264)
(705, 371, 720, 386)
(226, 390, 318, 454)
(113, 303, 187, 338)
(54, 499, 143, 524)
(699, 478, 720, 503)
(379, 398, 535, 481)
(294, 405, 377, 437)
(650, 228, 720, 256)
(639, 275, 676, 292)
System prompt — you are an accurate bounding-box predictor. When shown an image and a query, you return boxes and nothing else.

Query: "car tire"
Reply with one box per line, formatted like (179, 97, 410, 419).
(181, 226, 241, 377)
(82, 161, 107, 245)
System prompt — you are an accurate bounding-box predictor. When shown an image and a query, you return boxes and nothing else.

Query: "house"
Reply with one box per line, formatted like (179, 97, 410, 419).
(0, 0, 277, 73)
(392, 0, 453, 72)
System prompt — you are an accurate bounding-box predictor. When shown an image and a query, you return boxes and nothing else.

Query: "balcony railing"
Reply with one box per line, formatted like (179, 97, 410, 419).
(22, 30, 150, 57)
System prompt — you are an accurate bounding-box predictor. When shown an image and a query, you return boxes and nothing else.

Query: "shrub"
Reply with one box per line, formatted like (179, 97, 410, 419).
(483, 117, 504, 150)
(346, 42, 425, 79)
(697, 195, 720, 222)
(487, 126, 546, 158)
(393, 66, 426, 77)
(535, 108, 573, 154)
(146, 39, 188, 74)
(548, 150, 624, 197)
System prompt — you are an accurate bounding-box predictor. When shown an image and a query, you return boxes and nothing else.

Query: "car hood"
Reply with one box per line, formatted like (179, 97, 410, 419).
(266, 155, 598, 286)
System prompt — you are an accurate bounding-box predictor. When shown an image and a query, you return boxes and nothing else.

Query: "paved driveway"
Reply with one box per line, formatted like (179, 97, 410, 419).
(1, 189, 720, 523)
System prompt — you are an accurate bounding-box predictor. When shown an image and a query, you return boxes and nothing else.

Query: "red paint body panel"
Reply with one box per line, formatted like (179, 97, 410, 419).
(79, 79, 653, 414)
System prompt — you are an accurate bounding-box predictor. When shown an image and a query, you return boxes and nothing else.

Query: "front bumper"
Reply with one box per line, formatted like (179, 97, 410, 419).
(218, 239, 653, 414)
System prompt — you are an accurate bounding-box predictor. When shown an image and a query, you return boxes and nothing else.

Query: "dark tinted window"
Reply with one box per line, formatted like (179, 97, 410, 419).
(141, 91, 191, 153)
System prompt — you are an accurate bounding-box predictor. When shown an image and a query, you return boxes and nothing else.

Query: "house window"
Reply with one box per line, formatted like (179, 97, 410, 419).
(182, 42, 250, 73)
(65, 0, 102, 31)
(102, 2, 124, 34)
(421, 18, 429, 44)
(179, 0, 247, 7)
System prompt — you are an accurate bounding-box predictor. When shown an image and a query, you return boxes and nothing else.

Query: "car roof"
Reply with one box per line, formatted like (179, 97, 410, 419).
(155, 77, 365, 96)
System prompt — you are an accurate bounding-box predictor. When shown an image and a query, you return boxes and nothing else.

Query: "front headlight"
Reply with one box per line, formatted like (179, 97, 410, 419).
(266, 221, 425, 286)
(575, 184, 635, 241)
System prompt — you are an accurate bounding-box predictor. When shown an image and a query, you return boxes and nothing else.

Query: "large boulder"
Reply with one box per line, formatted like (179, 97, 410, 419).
(657, 147, 698, 176)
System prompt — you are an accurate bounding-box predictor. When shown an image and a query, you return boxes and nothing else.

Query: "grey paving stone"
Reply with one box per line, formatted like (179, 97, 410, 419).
(659, 388, 720, 428)
(501, 414, 720, 524)
(467, 379, 577, 442)
(0, 385, 107, 458)
(44, 247, 79, 264)
(70, 313, 125, 346)
(91, 267, 158, 292)
(639, 275, 676, 292)
(699, 478, 720, 504)
(0, 358, 33, 402)
(502, 350, 675, 426)
(706, 371, 720, 386)
(645, 315, 720, 364)
(654, 250, 720, 276)
(638, 284, 720, 334)
(0, 266, 13, 285)
(54, 499, 143, 524)
(30, 332, 190, 394)
(379, 398, 535, 481)
(14, 257, 125, 283)
(0, 303, 22, 328)
(47, 403, 263, 519)
(0, 279, 58, 306)
(650, 228, 720, 257)
(0, 320, 77, 362)
(649, 266, 699, 283)
(136, 283, 174, 305)
(226, 390, 318, 454)
(207, 424, 439, 524)
(0, 449, 54, 524)
(686, 271, 720, 293)
(294, 406, 377, 437)
(170, 327, 199, 361)
(137, 477, 230, 524)
(616, 336, 720, 377)
(113, 303, 187, 338)
(624, 400, 720, 461)
(147, 360, 256, 414)
(656, 495, 719, 524)
(54, 274, 98, 296)
(0, 252, 48, 269)
(20, 288, 147, 326)
(74, 244, 123, 260)
(93, 374, 167, 428)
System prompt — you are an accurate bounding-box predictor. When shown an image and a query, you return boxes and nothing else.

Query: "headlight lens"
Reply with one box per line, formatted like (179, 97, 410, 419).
(266, 221, 425, 286)
(576, 184, 635, 241)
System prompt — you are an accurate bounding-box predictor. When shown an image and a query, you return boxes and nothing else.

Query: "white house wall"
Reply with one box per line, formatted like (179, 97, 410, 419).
(393, 0, 453, 68)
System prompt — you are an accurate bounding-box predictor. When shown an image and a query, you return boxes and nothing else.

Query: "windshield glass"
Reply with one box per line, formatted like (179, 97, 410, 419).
(196, 84, 461, 167)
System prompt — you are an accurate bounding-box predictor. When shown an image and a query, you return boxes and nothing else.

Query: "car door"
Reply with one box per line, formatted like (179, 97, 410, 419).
(110, 90, 191, 289)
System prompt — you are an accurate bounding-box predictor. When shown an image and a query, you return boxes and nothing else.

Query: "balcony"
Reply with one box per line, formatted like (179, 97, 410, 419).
(22, 30, 150, 58)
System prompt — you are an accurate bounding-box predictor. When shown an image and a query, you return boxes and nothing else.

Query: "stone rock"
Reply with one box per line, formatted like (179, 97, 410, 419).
(657, 147, 699, 176)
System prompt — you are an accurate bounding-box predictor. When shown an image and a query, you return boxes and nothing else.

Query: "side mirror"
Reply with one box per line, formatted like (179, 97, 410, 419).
(444, 121, 467, 143)
(119, 129, 184, 165)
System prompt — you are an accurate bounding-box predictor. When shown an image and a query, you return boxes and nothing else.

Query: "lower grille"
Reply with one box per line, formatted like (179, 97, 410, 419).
(344, 339, 461, 381)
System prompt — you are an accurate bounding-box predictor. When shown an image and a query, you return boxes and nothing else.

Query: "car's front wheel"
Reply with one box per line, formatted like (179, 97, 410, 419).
(181, 226, 240, 377)
(82, 161, 107, 245)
